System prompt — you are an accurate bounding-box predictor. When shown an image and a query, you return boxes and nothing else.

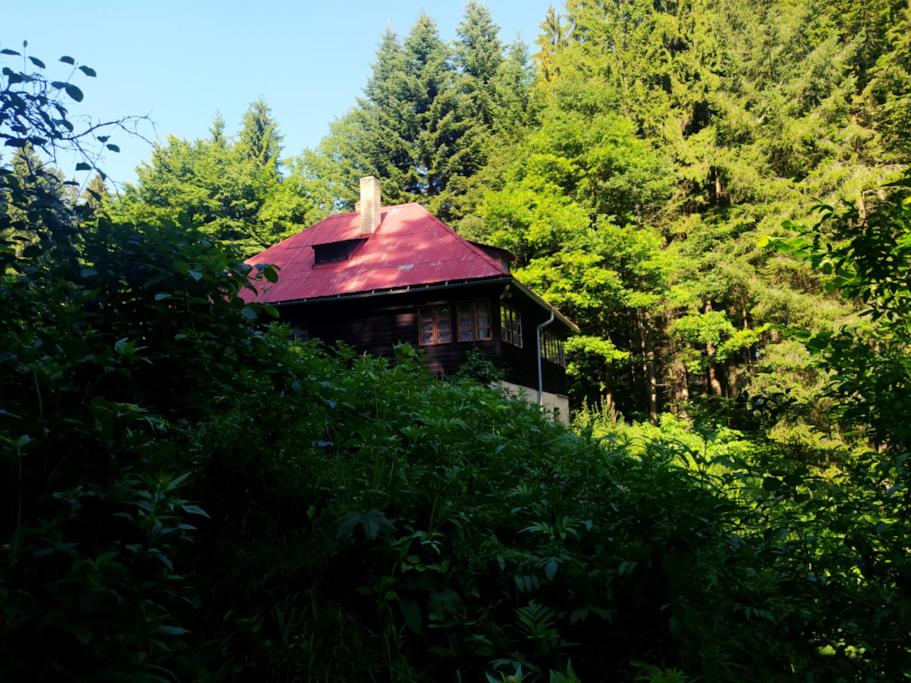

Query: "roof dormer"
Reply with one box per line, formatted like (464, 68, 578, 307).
(312, 238, 367, 264)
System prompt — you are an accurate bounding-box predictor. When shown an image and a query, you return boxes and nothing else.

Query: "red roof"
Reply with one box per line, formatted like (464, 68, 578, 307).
(243, 203, 509, 304)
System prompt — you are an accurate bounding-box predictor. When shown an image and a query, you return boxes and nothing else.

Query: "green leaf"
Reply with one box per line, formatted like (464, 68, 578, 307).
(240, 306, 257, 321)
(363, 510, 395, 539)
(59, 55, 75, 64)
(64, 83, 83, 102)
(154, 292, 172, 301)
(1, 49, 21, 56)
(106, 143, 120, 152)
(78, 64, 96, 77)
(399, 598, 423, 634)
(182, 504, 210, 518)
(544, 558, 558, 580)
(28, 56, 46, 68)
(158, 625, 189, 636)
(75, 162, 91, 171)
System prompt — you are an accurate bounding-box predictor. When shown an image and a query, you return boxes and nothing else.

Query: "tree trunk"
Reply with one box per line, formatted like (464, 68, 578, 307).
(637, 309, 659, 422)
(704, 301, 723, 397)
(665, 308, 690, 410)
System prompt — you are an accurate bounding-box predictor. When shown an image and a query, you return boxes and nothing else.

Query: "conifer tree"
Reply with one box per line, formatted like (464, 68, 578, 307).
(209, 111, 227, 147)
(455, 2, 505, 127)
(238, 99, 283, 174)
(302, 8, 527, 221)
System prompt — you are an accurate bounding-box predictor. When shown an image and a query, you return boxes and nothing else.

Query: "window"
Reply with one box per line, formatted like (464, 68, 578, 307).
(313, 238, 366, 264)
(500, 304, 523, 348)
(541, 331, 566, 367)
(419, 306, 452, 345)
(458, 302, 492, 342)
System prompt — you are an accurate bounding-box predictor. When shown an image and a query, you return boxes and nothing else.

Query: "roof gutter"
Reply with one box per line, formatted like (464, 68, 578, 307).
(269, 275, 513, 307)
(265, 274, 579, 334)
(536, 311, 555, 405)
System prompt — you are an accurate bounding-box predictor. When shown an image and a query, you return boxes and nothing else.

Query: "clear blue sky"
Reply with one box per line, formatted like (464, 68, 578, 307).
(5, 1, 552, 187)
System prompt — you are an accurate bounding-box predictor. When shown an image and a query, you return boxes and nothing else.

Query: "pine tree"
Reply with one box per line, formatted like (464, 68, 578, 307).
(455, 2, 505, 127)
(860, 1, 911, 161)
(301, 9, 529, 221)
(238, 99, 283, 173)
(461, 0, 904, 427)
(210, 111, 227, 147)
(1, 146, 73, 249)
(535, 5, 567, 89)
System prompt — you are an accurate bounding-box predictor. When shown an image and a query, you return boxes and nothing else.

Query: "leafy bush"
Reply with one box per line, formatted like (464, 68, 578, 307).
(3, 46, 908, 683)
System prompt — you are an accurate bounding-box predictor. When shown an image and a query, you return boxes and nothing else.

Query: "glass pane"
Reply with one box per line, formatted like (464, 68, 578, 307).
(458, 305, 474, 341)
(477, 303, 490, 339)
(438, 307, 451, 343)
(420, 309, 434, 345)
(475, 302, 490, 339)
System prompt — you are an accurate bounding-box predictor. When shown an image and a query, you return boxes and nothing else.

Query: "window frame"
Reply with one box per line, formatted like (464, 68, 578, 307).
(541, 330, 566, 367)
(457, 301, 492, 343)
(418, 305, 453, 346)
(500, 304, 523, 348)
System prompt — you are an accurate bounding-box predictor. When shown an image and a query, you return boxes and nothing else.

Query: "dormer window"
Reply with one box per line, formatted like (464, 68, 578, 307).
(313, 238, 367, 264)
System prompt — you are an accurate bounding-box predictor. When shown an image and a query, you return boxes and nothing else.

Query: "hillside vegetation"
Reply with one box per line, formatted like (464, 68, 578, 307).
(1, 0, 910, 680)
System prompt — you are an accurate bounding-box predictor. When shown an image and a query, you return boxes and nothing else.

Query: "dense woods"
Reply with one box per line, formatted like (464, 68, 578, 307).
(1, 0, 910, 680)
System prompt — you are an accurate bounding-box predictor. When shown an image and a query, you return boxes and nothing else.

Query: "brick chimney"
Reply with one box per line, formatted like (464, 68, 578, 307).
(359, 176, 381, 234)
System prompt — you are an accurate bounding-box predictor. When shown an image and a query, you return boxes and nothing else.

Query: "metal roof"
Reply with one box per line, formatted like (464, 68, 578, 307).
(244, 203, 509, 304)
(242, 202, 580, 333)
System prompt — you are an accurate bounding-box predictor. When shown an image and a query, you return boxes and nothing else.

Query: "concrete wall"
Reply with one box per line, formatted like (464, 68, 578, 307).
(494, 380, 570, 426)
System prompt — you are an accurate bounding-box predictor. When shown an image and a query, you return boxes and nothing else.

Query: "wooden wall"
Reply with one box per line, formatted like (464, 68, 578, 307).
(278, 281, 570, 395)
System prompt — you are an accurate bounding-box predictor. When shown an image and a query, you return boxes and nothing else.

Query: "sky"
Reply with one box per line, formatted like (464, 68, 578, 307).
(5, 1, 552, 187)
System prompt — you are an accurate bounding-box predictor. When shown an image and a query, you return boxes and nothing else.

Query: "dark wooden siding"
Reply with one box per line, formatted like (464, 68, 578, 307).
(278, 280, 571, 395)
(496, 287, 569, 395)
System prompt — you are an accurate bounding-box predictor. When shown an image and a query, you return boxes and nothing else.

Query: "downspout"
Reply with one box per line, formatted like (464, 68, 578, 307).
(536, 311, 555, 405)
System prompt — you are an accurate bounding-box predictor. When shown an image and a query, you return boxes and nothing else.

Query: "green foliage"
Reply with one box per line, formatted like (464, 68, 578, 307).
(6, 114, 906, 679)
(453, 347, 505, 384)
(779, 168, 911, 450)
(5, 11, 911, 681)
(0, 145, 282, 677)
(303, 7, 534, 222)
(238, 98, 283, 173)
(118, 102, 330, 254)
(463, 0, 902, 424)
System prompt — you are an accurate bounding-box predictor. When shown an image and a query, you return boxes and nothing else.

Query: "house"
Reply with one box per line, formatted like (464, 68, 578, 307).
(244, 177, 578, 421)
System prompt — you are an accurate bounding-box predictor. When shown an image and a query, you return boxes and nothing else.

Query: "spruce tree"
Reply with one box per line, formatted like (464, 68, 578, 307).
(455, 2, 505, 127)
(210, 111, 227, 147)
(301, 9, 529, 221)
(238, 99, 283, 174)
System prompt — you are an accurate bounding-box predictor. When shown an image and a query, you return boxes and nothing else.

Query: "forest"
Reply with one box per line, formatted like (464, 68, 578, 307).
(1, 0, 909, 680)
